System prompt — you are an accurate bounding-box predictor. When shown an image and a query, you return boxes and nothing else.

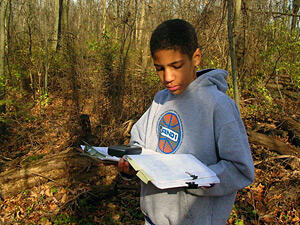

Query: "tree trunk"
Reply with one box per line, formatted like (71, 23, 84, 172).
(138, 0, 145, 45)
(44, 37, 48, 96)
(0, 0, 8, 114)
(102, 0, 107, 34)
(227, 0, 240, 109)
(87, 0, 93, 32)
(51, 0, 68, 51)
(139, 0, 147, 68)
(51, 0, 60, 51)
(291, 0, 300, 31)
(61, 0, 69, 32)
(239, 0, 250, 90)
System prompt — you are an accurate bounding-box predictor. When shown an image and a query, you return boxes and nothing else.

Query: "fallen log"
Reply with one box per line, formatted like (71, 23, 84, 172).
(278, 117, 300, 147)
(0, 149, 118, 199)
(248, 130, 300, 156)
(254, 155, 300, 170)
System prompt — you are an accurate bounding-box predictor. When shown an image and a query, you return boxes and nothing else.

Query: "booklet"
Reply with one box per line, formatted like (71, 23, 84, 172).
(81, 145, 120, 162)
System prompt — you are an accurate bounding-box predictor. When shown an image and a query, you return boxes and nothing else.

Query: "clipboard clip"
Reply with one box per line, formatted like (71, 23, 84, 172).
(185, 172, 199, 188)
(185, 181, 199, 189)
(185, 171, 198, 180)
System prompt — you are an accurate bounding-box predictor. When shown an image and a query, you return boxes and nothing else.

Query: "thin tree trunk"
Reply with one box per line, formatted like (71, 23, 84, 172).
(6, 0, 11, 80)
(87, 0, 92, 32)
(138, 0, 145, 44)
(139, 0, 147, 67)
(44, 38, 48, 97)
(291, 0, 300, 31)
(62, 0, 69, 32)
(227, 0, 240, 109)
(0, 0, 8, 113)
(51, 0, 60, 51)
(102, 0, 107, 34)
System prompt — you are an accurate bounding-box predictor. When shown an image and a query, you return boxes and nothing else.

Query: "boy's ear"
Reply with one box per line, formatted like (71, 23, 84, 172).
(192, 48, 201, 66)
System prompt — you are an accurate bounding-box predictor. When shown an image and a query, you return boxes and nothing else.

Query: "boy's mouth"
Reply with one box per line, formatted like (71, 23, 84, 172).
(167, 85, 180, 92)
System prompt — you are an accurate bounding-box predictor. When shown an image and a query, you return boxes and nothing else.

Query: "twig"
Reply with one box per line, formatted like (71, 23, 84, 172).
(31, 172, 61, 184)
(242, 98, 255, 103)
(249, 9, 300, 17)
(254, 155, 299, 166)
(0, 155, 12, 161)
(123, 120, 134, 137)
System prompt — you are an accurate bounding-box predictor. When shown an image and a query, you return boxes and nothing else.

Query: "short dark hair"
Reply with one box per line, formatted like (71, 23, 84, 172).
(150, 19, 198, 59)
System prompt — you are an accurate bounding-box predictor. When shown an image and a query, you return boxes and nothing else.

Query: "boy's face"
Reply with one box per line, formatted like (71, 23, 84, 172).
(153, 48, 201, 95)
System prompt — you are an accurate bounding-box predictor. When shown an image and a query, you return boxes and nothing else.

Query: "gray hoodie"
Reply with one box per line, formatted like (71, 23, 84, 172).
(130, 69, 255, 225)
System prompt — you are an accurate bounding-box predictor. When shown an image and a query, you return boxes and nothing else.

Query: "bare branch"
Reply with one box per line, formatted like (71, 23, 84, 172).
(250, 9, 300, 17)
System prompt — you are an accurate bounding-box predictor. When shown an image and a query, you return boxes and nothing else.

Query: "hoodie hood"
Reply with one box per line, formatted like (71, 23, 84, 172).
(188, 69, 229, 94)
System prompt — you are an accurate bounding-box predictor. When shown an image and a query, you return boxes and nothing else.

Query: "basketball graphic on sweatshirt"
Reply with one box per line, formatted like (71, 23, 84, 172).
(157, 111, 182, 154)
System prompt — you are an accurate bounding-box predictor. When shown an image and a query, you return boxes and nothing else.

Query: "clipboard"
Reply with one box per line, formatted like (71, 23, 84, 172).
(124, 153, 220, 189)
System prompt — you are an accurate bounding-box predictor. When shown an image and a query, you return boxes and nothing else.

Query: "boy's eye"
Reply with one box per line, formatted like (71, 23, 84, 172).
(155, 66, 164, 72)
(172, 63, 183, 69)
(173, 65, 182, 69)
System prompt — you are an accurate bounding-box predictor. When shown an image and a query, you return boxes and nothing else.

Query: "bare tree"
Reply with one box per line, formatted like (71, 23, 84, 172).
(51, 0, 60, 51)
(227, 0, 240, 108)
(0, 0, 8, 113)
(102, 0, 107, 34)
(61, 0, 70, 33)
(291, 0, 300, 31)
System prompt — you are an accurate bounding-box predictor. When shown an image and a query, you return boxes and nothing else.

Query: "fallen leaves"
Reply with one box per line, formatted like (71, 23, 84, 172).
(0, 184, 76, 224)
(231, 143, 300, 225)
(1, 91, 299, 225)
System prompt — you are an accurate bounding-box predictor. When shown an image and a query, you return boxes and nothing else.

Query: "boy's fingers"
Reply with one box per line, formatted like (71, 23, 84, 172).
(124, 161, 129, 174)
(124, 161, 132, 174)
(118, 158, 136, 175)
(118, 158, 132, 173)
(117, 158, 126, 172)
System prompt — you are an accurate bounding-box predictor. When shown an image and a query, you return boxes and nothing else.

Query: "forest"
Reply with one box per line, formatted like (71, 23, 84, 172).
(0, 0, 299, 224)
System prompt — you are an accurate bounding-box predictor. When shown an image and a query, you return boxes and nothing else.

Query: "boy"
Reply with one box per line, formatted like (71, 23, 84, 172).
(118, 19, 254, 225)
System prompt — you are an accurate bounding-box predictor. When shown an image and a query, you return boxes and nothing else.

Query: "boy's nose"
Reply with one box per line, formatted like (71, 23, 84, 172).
(164, 68, 174, 83)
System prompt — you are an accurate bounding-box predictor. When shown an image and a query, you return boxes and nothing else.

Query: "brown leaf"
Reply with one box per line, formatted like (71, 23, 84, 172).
(41, 219, 52, 225)
(260, 214, 275, 223)
(60, 193, 67, 204)
(45, 189, 52, 197)
(49, 203, 59, 213)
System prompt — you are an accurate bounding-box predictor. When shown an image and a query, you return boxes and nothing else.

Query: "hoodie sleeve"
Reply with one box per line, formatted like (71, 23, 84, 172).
(130, 107, 150, 148)
(130, 91, 164, 148)
(187, 97, 255, 197)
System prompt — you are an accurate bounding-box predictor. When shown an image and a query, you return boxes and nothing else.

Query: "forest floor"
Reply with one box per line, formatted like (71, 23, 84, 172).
(0, 82, 299, 225)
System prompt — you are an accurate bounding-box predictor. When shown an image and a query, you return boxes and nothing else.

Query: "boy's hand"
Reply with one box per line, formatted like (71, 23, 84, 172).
(118, 158, 137, 175)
